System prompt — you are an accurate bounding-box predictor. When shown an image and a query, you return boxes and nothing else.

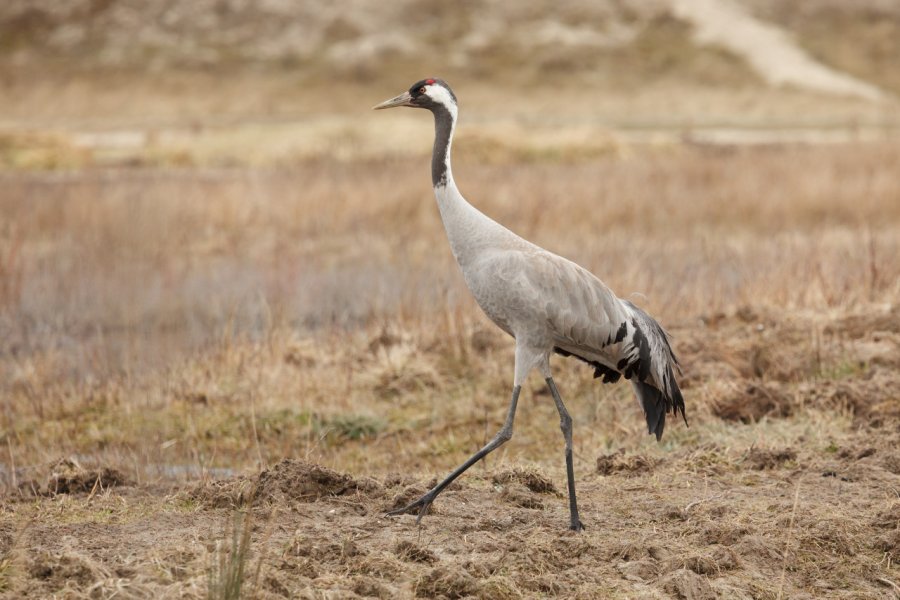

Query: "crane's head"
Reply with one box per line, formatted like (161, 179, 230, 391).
(373, 78, 457, 114)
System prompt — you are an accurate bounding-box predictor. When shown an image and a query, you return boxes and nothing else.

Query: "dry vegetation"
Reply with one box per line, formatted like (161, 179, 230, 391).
(1, 1, 900, 598)
(1, 140, 899, 598)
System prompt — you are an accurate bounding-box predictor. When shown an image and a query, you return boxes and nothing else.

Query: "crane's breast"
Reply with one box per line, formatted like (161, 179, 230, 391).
(461, 250, 551, 340)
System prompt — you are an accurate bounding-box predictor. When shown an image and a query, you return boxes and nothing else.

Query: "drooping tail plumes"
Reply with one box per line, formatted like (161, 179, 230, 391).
(620, 301, 687, 440)
(632, 377, 685, 441)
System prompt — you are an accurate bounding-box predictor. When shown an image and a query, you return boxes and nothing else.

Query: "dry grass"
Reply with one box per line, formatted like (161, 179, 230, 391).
(1, 8, 900, 589)
(0, 136, 898, 596)
(2, 143, 898, 375)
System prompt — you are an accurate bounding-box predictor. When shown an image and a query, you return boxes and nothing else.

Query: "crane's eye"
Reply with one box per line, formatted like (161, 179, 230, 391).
(419, 86, 427, 94)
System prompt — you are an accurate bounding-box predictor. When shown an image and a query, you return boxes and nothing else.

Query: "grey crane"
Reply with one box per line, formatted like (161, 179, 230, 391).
(374, 78, 686, 531)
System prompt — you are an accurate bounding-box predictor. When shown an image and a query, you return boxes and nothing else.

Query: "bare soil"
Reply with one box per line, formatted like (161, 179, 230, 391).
(4, 435, 898, 598)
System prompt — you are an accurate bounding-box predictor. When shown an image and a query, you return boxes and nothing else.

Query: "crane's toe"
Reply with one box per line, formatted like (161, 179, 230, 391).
(386, 491, 437, 523)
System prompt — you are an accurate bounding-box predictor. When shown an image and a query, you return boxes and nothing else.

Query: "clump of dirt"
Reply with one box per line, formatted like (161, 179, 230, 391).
(255, 459, 376, 503)
(394, 540, 437, 564)
(44, 457, 127, 495)
(491, 467, 558, 494)
(744, 446, 797, 470)
(712, 382, 793, 423)
(188, 459, 379, 508)
(186, 476, 256, 509)
(414, 566, 480, 599)
(596, 449, 659, 475)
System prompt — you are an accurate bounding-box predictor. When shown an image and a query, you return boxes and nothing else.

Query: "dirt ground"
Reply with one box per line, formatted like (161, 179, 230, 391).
(3, 431, 899, 599)
(2, 306, 899, 599)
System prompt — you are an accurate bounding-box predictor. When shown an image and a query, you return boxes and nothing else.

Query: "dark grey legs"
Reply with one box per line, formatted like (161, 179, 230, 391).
(387, 386, 521, 523)
(387, 379, 583, 531)
(546, 377, 584, 531)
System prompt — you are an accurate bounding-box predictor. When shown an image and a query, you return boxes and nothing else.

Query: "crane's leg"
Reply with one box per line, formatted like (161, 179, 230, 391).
(546, 377, 584, 531)
(386, 385, 521, 523)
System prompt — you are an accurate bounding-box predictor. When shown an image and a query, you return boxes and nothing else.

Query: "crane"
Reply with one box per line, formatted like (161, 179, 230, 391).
(374, 78, 686, 531)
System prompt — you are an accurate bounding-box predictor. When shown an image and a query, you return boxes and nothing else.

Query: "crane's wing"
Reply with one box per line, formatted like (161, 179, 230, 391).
(519, 251, 628, 360)
(521, 251, 686, 439)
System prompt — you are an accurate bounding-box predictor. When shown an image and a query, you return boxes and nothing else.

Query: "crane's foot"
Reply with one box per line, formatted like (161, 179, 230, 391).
(386, 491, 437, 524)
(570, 519, 585, 532)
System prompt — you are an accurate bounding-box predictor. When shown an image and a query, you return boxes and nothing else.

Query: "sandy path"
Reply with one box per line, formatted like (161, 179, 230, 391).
(670, 0, 886, 101)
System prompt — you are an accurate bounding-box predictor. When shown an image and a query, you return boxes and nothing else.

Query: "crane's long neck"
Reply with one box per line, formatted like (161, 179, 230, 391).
(431, 102, 456, 188)
(429, 101, 512, 267)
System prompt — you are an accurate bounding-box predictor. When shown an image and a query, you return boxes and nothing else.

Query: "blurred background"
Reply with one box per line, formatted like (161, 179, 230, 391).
(1, 0, 899, 476)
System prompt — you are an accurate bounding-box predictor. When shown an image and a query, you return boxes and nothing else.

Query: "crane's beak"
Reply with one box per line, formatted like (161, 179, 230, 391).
(373, 91, 413, 110)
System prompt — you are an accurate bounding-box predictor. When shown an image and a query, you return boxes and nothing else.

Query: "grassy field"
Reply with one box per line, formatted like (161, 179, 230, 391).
(1, 2, 900, 597)
(1, 132, 899, 597)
